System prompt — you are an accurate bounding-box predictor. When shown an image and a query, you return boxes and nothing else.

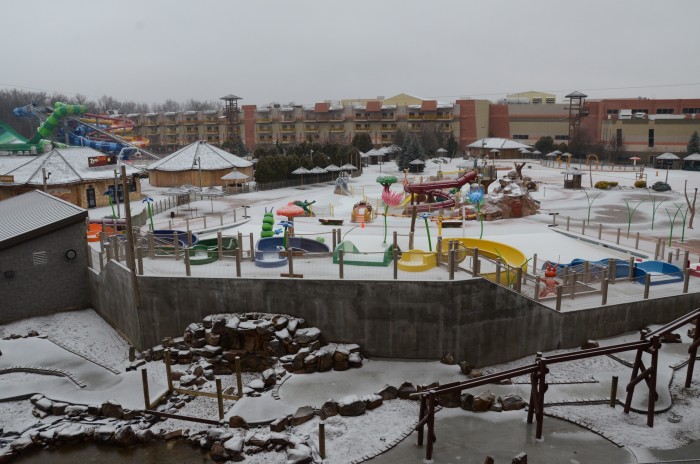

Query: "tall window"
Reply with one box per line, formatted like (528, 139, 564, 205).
(648, 129, 654, 148)
(616, 129, 623, 147)
(656, 108, 674, 114)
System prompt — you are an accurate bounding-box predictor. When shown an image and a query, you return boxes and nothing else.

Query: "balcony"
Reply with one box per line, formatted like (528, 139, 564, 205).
(280, 126, 296, 133)
(280, 116, 296, 122)
(330, 115, 345, 122)
(330, 125, 345, 132)
(381, 125, 397, 132)
(204, 118, 217, 124)
(166, 129, 179, 135)
(185, 129, 199, 135)
(145, 121, 159, 127)
(381, 113, 396, 121)
(205, 128, 219, 135)
(304, 114, 317, 122)
(436, 114, 453, 121)
(422, 114, 437, 121)
(408, 114, 421, 121)
(256, 117, 271, 123)
(183, 119, 199, 125)
(305, 125, 319, 132)
(164, 119, 178, 126)
(354, 126, 370, 133)
(354, 114, 367, 121)
(257, 127, 272, 134)
(367, 114, 382, 121)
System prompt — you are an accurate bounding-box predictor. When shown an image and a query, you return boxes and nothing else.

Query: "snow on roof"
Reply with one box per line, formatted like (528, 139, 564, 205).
(145, 113, 158, 117)
(203, 110, 218, 115)
(466, 138, 533, 150)
(126, 113, 141, 118)
(657, 152, 680, 160)
(0, 190, 86, 248)
(148, 141, 253, 172)
(280, 106, 295, 112)
(164, 112, 178, 116)
(0, 147, 142, 186)
(183, 111, 197, 115)
(684, 153, 700, 161)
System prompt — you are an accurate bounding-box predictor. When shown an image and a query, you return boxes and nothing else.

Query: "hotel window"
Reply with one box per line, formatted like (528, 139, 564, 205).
(554, 135, 569, 140)
(606, 109, 619, 115)
(648, 129, 654, 148)
(616, 129, 623, 147)
(682, 108, 700, 114)
(512, 135, 528, 140)
(656, 108, 674, 114)
(631, 109, 648, 114)
(545, 98, 556, 104)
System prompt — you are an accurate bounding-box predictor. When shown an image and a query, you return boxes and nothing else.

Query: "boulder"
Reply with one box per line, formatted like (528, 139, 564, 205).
(437, 390, 461, 408)
(512, 452, 528, 463)
(294, 327, 321, 344)
(499, 394, 527, 411)
(114, 426, 140, 447)
(459, 361, 473, 375)
(228, 415, 249, 429)
(661, 332, 682, 343)
(270, 416, 290, 433)
(34, 398, 53, 413)
(95, 425, 116, 442)
(348, 352, 362, 368)
(51, 402, 68, 416)
(441, 352, 456, 365)
(102, 401, 125, 419)
(397, 382, 417, 400)
(338, 395, 366, 416)
(472, 391, 495, 412)
(291, 406, 315, 426)
(377, 385, 398, 400)
(460, 393, 474, 411)
(287, 446, 312, 464)
(87, 404, 103, 416)
(363, 394, 383, 410)
(209, 441, 227, 461)
(581, 339, 599, 349)
(320, 400, 338, 419)
(223, 436, 244, 461)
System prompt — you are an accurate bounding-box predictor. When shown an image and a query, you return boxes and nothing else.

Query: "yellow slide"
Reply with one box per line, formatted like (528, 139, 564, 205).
(442, 237, 528, 282)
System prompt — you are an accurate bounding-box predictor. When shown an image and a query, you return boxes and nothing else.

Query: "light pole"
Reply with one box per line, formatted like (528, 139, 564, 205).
(113, 147, 133, 218)
(42, 168, 51, 192)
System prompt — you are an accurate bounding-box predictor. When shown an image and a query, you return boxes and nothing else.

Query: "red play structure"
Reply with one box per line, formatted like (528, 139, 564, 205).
(403, 170, 477, 213)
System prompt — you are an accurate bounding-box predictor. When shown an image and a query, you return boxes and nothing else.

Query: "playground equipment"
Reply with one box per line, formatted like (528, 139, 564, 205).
(441, 237, 528, 283)
(351, 201, 373, 223)
(86, 223, 117, 242)
(333, 241, 399, 267)
(542, 258, 684, 286)
(77, 112, 148, 147)
(254, 237, 330, 268)
(187, 237, 237, 265)
(397, 249, 437, 272)
(260, 209, 278, 238)
(402, 170, 477, 213)
(153, 229, 199, 248)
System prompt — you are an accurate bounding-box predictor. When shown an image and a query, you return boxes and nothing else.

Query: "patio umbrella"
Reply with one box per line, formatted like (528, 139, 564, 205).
(545, 152, 557, 158)
(532, 150, 542, 157)
(309, 166, 328, 183)
(162, 186, 189, 215)
(292, 167, 311, 186)
(199, 186, 225, 213)
(340, 163, 357, 171)
(221, 169, 249, 182)
(553, 150, 562, 155)
(629, 156, 641, 166)
(561, 152, 572, 158)
(520, 148, 532, 155)
(325, 164, 341, 172)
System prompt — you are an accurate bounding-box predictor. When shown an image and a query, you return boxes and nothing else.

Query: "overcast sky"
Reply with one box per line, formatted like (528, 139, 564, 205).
(3, 0, 699, 107)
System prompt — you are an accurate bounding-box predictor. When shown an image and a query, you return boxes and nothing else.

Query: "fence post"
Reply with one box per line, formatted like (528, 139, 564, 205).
(635, 232, 640, 250)
(137, 247, 144, 275)
(237, 232, 243, 261)
(332, 228, 337, 251)
(98, 251, 104, 271)
(187, 230, 193, 247)
(654, 240, 660, 260)
(495, 260, 501, 285)
(409, 231, 414, 250)
(287, 247, 294, 277)
(660, 239, 666, 259)
(609, 260, 616, 283)
(185, 217, 190, 235)
(683, 269, 691, 293)
(336, 228, 341, 246)
(393, 248, 399, 280)
(581, 220, 586, 236)
(566, 216, 570, 231)
(448, 244, 455, 281)
(216, 378, 224, 420)
(235, 356, 243, 398)
(147, 232, 154, 259)
(555, 286, 563, 311)
(628, 257, 635, 279)
(472, 248, 479, 276)
(339, 249, 344, 279)
(583, 261, 590, 284)
(676, 247, 680, 260)
(532, 253, 537, 274)
(683, 250, 690, 270)
(249, 234, 255, 262)
(570, 272, 577, 299)
(184, 248, 191, 276)
(668, 251, 673, 264)
(644, 274, 651, 299)
(164, 350, 173, 391)
(235, 244, 242, 277)
(393, 231, 398, 251)
(203, 216, 207, 229)
(515, 267, 523, 293)
(220, 213, 224, 227)
(610, 376, 618, 408)
(617, 228, 621, 244)
(436, 238, 442, 266)
(233, 208, 237, 223)
(141, 368, 150, 409)
(534, 278, 540, 301)
(598, 223, 602, 240)
(319, 421, 326, 459)
(174, 233, 180, 261)
(217, 232, 223, 260)
(601, 278, 609, 305)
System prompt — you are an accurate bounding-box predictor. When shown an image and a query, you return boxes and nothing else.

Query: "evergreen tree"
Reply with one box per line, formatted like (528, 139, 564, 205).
(351, 133, 373, 153)
(396, 134, 425, 172)
(445, 132, 459, 158)
(688, 131, 700, 154)
(235, 138, 249, 157)
(535, 136, 554, 154)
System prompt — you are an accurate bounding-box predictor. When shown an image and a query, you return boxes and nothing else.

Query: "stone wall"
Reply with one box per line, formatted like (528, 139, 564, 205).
(90, 262, 698, 367)
(0, 222, 89, 323)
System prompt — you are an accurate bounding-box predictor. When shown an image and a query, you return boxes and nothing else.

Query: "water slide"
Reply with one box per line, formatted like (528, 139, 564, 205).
(255, 237, 330, 268)
(0, 102, 86, 153)
(403, 171, 477, 213)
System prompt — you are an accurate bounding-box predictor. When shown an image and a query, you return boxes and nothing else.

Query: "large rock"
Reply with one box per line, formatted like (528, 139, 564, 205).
(338, 395, 366, 416)
(228, 415, 249, 429)
(377, 385, 398, 400)
(397, 382, 417, 400)
(472, 391, 495, 412)
(437, 390, 461, 408)
(294, 327, 321, 344)
(246, 432, 271, 448)
(270, 416, 290, 433)
(320, 400, 338, 419)
(512, 452, 528, 463)
(287, 444, 312, 464)
(102, 401, 124, 419)
(114, 426, 140, 447)
(499, 394, 527, 411)
(95, 425, 116, 442)
(291, 406, 315, 426)
(363, 394, 383, 410)
(460, 393, 474, 411)
(223, 436, 244, 461)
(262, 369, 277, 387)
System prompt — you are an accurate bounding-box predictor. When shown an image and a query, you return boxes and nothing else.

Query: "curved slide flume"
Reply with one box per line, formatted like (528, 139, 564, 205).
(28, 102, 87, 144)
(403, 170, 477, 213)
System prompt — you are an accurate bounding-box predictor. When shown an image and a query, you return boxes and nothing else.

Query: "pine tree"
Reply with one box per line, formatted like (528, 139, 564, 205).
(396, 134, 425, 172)
(688, 131, 700, 154)
(351, 133, 373, 153)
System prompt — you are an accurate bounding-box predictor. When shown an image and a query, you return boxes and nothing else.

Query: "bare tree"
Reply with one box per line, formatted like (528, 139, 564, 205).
(684, 179, 697, 228)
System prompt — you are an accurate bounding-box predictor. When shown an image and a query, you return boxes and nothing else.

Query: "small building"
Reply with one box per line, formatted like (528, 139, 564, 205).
(0, 147, 142, 209)
(562, 168, 583, 189)
(466, 138, 533, 160)
(147, 140, 254, 188)
(0, 190, 89, 323)
(654, 152, 681, 169)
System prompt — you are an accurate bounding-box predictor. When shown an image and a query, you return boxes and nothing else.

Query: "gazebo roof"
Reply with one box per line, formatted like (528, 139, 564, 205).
(684, 153, 700, 161)
(657, 152, 680, 160)
(148, 141, 252, 172)
(466, 138, 532, 150)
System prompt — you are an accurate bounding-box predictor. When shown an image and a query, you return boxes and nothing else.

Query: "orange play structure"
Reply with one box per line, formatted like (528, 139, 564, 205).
(86, 223, 116, 242)
(351, 201, 374, 223)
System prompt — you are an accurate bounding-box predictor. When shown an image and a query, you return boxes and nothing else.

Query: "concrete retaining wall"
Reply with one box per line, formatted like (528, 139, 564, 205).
(90, 263, 698, 367)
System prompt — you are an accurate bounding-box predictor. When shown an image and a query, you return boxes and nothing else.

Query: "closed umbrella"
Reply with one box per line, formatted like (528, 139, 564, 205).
(292, 167, 311, 186)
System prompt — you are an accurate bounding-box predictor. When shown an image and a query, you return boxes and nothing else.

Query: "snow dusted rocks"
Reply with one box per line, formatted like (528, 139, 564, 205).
(172, 313, 365, 377)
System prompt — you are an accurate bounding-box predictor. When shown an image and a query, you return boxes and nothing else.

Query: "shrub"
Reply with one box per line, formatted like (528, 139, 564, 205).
(634, 180, 647, 188)
(594, 181, 610, 190)
(608, 181, 619, 188)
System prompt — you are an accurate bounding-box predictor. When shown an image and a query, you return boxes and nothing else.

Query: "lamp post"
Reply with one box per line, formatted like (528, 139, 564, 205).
(42, 168, 51, 192)
(113, 147, 132, 219)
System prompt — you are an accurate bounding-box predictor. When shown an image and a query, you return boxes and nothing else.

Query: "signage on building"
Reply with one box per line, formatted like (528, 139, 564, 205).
(88, 155, 116, 167)
(0, 175, 15, 183)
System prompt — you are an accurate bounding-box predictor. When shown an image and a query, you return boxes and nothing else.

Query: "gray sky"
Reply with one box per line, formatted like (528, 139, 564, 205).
(3, 0, 699, 107)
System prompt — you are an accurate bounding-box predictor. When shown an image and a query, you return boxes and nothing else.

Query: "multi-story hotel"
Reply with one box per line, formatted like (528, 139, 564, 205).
(126, 92, 700, 164)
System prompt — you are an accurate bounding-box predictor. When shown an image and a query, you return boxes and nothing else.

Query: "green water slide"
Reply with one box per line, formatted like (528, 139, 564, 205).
(0, 102, 86, 153)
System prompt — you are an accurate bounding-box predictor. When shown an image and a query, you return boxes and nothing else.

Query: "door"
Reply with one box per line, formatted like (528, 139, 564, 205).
(86, 187, 96, 208)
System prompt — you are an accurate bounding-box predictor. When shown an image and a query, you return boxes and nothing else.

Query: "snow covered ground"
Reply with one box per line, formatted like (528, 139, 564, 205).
(3, 158, 700, 461)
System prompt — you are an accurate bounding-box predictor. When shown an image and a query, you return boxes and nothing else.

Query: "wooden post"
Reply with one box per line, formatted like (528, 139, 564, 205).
(610, 376, 618, 408)
(141, 368, 150, 409)
(287, 247, 294, 277)
(174, 233, 180, 261)
(426, 392, 436, 463)
(220, 213, 224, 227)
(566, 216, 570, 231)
(339, 249, 344, 279)
(583, 261, 590, 284)
(683, 250, 690, 270)
(233, 208, 237, 223)
(164, 350, 173, 391)
(249, 233, 255, 262)
(217, 232, 223, 260)
(534, 278, 540, 301)
(555, 286, 563, 311)
(147, 232, 154, 259)
(393, 248, 398, 280)
(393, 231, 398, 251)
(495, 260, 501, 285)
(417, 394, 426, 447)
(137, 247, 144, 275)
(676, 247, 680, 260)
(235, 356, 243, 398)
(654, 240, 660, 260)
(237, 232, 243, 260)
(216, 378, 224, 420)
(617, 228, 621, 244)
(683, 269, 690, 293)
(472, 248, 479, 276)
(203, 216, 207, 229)
(601, 278, 609, 305)
(581, 220, 586, 236)
(598, 223, 602, 240)
(98, 251, 104, 271)
(570, 272, 577, 299)
(336, 228, 341, 246)
(184, 247, 191, 276)
(660, 239, 666, 259)
(532, 253, 537, 274)
(610, 260, 616, 283)
(235, 244, 242, 277)
(448, 245, 455, 281)
(436, 237, 442, 266)
(409, 231, 414, 250)
(644, 274, 651, 299)
(627, 257, 635, 279)
(332, 228, 337, 251)
(635, 232, 640, 249)
(319, 421, 326, 459)
(668, 251, 673, 264)
(185, 217, 190, 235)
